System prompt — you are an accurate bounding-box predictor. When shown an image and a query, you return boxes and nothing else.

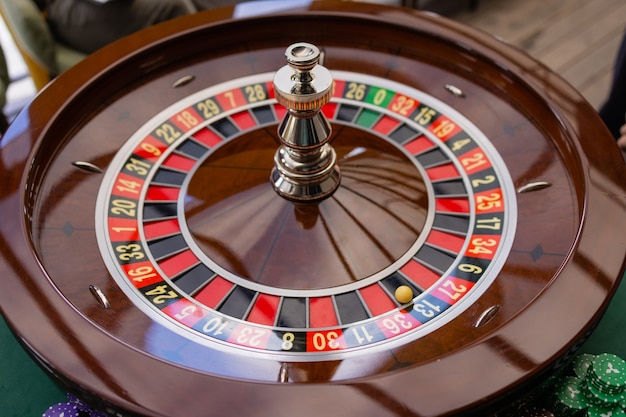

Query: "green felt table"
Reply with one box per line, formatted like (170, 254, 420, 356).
(579, 272, 626, 358)
(2, 271, 625, 416)
(0, 317, 65, 417)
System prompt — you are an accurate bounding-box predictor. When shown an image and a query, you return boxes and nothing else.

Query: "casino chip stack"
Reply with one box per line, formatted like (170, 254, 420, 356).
(548, 353, 626, 417)
(582, 354, 626, 415)
(552, 376, 589, 416)
(573, 354, 595, 380)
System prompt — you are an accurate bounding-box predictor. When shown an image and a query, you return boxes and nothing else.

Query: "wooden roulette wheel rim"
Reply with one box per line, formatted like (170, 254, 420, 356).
(0, 2, 625, 416)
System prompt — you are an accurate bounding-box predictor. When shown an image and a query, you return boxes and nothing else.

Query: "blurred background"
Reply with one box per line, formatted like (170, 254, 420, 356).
(0, 0, 623, 126)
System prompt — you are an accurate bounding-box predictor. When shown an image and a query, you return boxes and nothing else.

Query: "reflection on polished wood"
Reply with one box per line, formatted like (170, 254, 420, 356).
(186, 128, 427, 289)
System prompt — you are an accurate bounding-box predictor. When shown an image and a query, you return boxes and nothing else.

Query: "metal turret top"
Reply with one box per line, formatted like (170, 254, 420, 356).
(271, 42, 340, 202)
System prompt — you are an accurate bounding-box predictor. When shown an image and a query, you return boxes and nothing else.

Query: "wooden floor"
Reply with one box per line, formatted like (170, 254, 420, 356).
(425, 0, 625, 110)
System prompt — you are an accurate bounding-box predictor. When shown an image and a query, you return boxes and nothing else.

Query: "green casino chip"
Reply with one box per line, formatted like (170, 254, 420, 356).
(587, 354, 626, 394)
(586, 404, 626, 417)
(573, 354, 596, 379)
(553, 376, 589, 415)
(582, 379, 625, 405)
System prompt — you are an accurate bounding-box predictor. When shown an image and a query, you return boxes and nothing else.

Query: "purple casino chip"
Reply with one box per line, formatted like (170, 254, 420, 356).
(42, 393, 108, 417)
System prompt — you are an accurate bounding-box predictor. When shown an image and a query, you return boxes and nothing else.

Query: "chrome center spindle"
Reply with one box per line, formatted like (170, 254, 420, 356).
(271, 42, 341, 202)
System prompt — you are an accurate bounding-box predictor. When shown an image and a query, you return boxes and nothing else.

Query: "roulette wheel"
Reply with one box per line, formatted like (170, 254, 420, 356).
(1, 1, 625, 416)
